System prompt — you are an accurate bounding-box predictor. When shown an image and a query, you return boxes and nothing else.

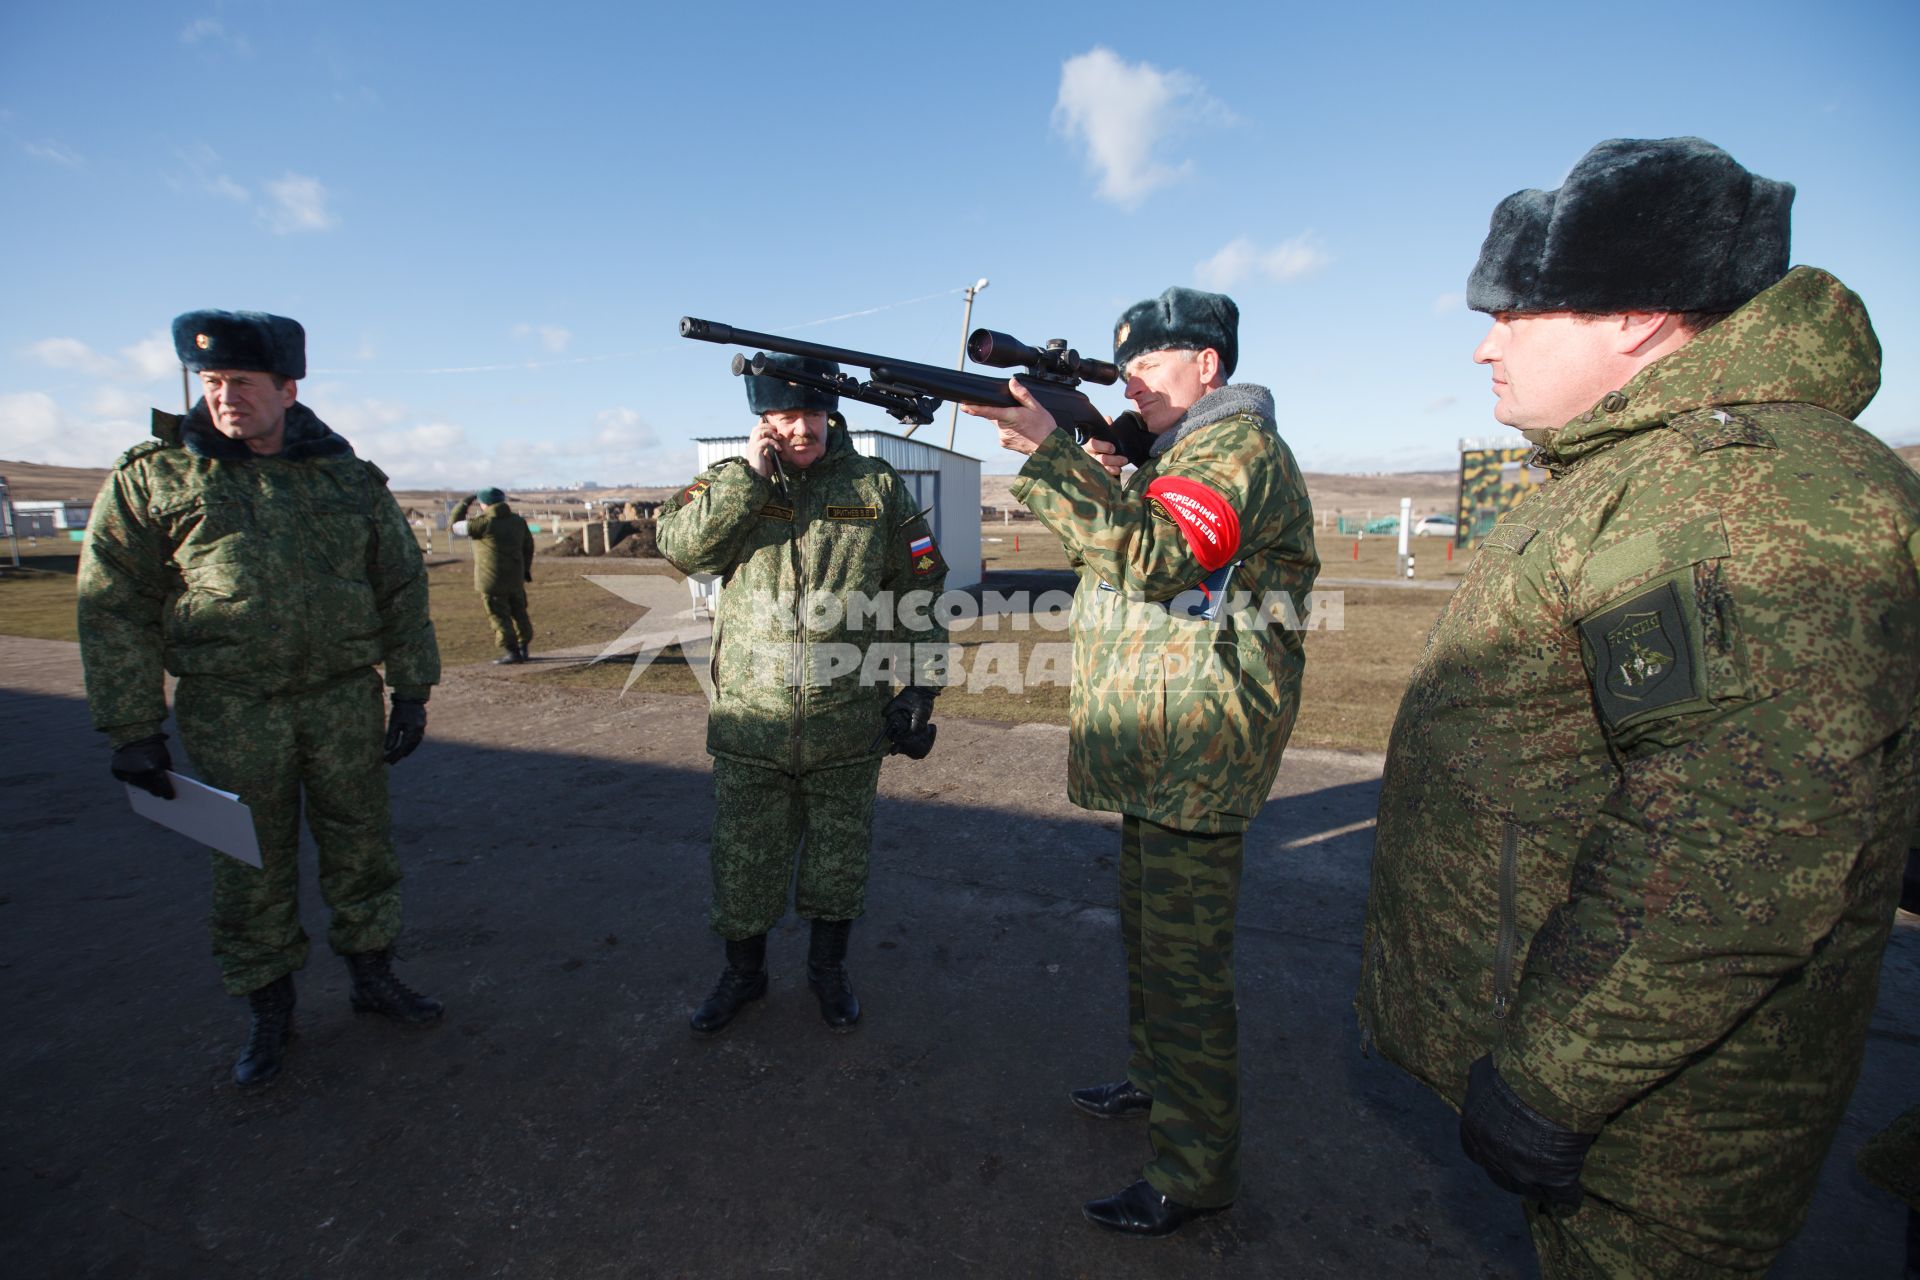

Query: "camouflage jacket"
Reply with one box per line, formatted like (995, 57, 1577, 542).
(1011, 385, 1319, 833)
(78, 402, 441, 746)
(1359, 268, 1920, 1135)
(655, 416, 948, 772)
(453, 499, 534, 595)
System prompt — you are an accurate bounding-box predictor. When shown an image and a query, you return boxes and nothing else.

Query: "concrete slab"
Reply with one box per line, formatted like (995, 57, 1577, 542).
(1, 635, 1912, 1278)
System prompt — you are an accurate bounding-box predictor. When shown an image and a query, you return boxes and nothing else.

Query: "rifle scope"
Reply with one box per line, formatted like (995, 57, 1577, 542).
(967, 329, 1119, 386)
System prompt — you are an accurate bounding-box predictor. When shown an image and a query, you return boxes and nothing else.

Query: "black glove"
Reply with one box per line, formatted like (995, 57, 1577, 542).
(1459, 1055, 1597, 1208)
(882, 686, 938, 760)
(382, 698, 428, 765)
(111, 734, 175, 799)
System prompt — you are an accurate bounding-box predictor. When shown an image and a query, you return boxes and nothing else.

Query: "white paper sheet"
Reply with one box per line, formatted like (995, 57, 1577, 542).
(126, 772, 263, 867)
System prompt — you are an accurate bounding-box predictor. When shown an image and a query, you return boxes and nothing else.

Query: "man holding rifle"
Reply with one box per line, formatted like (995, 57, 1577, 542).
(965, 287, 1319, 1237)
(657, 354, 947, 1036)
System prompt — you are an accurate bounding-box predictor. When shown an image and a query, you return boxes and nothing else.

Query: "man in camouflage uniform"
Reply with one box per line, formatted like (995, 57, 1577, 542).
(79, 310, 446, 1089)
(451, 486, 535, 663)
(1357, 138, 1920, 1277)
(656, 353, 947, 1035)
(966, 287, 1319, 1236)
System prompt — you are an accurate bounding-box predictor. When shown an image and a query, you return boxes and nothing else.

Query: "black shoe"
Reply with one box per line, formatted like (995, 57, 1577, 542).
(493, 647, 525, 665)
(1082, 1180, 1227, 1237)
(233, 974, 296, 1088)
(1070, 1079, 1153, 1120)
(806, 918, 860, 1031)
(690, 935, 768, 1037)
(517, 643, 532, 662)
(345, 949, 445, 1025)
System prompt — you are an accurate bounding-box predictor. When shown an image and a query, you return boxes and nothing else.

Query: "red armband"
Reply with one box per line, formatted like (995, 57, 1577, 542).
(1145, 475, 1240, 571)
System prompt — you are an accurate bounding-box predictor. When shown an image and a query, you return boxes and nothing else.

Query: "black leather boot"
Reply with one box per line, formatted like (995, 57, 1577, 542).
(345, 948, 445, 1024)
(493, 646, 525, 665)
(233, 974, 296, 1088)
(806, 918, 860, 1031)
(690, 935, 768, 1037)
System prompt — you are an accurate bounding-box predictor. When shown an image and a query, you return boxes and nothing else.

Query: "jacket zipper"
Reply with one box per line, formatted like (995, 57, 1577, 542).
(787, 473, 806, 775)
(1493, 820, 1518, 1020)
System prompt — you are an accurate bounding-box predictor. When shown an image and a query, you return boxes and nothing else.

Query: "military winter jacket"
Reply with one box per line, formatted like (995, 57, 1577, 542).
(655, 417, 948, 773)
(78, 401, 441, 746)
(1011, 385, 1319, 833)
(455, 499, 534, 595)
(1359, 267, 1920, 1149)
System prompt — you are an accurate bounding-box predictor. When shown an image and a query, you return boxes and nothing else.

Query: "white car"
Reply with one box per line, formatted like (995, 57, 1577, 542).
(1412, 515, 1460, 538)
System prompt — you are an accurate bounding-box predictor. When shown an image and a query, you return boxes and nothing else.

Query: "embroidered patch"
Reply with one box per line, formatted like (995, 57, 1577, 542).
(1482, 522, 1537, 555)
(909, 531, 942, 576)
(760, 501, 794, 521)
(827, 505, 878, 520)
(1578, 580, 1699, 728)
(678, 479, 709, 507)
(1144, 475, 1240, 571)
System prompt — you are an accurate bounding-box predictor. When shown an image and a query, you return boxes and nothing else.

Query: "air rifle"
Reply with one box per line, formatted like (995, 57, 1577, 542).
(679, 317, 1158, 467)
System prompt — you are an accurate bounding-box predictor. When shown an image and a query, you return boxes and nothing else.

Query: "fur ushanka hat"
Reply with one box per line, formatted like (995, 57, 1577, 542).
(171, 310, 307, 379)
(745, 352, 840, 415)
(1112, 287, 1239, 379)
(1466, 137, 1793, 315)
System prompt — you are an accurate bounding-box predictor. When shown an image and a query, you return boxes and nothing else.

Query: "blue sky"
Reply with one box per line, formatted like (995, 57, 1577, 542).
(3, 1, 1916, 488)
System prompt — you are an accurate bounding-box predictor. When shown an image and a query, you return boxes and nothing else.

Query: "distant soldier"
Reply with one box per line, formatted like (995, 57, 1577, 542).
(656, 354, 947, 1035)
(966, 287, 1319, 1236)
(1358, 138, 1920, 1276)
(451, 487, 535, 663)
(78, 310, 446, 1088)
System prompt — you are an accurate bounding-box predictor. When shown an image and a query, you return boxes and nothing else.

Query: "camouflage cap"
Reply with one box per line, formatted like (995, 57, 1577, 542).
(1467, 137, 1793, 315)
(745, 352, 839, 415)
(171, 310, 307, 379)
(1113, 287, 1238, 379)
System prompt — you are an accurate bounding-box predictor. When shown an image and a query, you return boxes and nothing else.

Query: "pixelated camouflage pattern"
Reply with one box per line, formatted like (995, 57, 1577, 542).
(1120, 815, 1244, 1207)
(181, 669, 402, 994)
(455, 498, 534, 596)
(1359, 266, 1920, 1270)
(1456, 445, 1544, 545)
(1857, 1104, 1920, 1210)
(1010, 395, 1318, 833)
(78, 405, 440, 746)
(655, 415, 948, 772)
(707, 756, 882, 939)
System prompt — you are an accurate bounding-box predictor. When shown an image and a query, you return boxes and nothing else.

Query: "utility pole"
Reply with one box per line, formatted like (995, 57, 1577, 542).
(940, 277, 989, 449)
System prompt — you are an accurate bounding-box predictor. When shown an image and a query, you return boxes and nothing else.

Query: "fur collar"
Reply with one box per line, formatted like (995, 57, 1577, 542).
(178, 399, 356, 461)
(1149, 383, 1276, 458)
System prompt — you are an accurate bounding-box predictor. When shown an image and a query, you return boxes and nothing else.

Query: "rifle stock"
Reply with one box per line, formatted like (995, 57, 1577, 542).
(681, 316, 1158, 467)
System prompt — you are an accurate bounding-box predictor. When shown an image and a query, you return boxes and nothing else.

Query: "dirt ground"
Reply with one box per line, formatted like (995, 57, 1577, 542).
(2, 634, 1916, 1280)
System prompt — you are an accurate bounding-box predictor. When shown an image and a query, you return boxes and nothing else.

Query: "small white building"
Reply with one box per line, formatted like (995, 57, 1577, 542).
(692, 428, 982, 592)
(9, 499, 93, 537)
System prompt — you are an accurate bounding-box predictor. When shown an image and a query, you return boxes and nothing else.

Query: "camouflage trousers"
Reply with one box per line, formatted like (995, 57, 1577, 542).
(482, 589, 533, 651)
(177, 669, 403, 996)
(1120, 814, 1243, 1209)
(707, 756, 882, 940)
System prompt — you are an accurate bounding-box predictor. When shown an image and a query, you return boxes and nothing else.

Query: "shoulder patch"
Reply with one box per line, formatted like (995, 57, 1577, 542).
(1481, 522, 1537, 555)
(1144, 474, 1240, 571)
(1577, 579, 1699, 729)
(1667, 408, 1776, 454)
(908, 529, 943, 576)
(678, 478, 710, 507)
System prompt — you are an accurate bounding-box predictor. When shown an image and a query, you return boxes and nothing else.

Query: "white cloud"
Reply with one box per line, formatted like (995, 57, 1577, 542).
(511, 323, 572, 354)
(263, 173, 339, 233)
(1431, 292, 1465, 316)
(593, 408, 657, 451)
(1053, 47, 1233, 208)
(174, 144, 250, 203)
(0, 391, 148, 467)
(24, 139, 82, 167)
(121, 332, 178, 380)
(1193, 233, 1330, 290)
(23, 338, 117, 377)
(181, 18, 251, 55)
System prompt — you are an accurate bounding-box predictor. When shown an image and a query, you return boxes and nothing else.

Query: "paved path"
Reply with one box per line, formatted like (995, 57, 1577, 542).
(2, 635, 1913, 1278)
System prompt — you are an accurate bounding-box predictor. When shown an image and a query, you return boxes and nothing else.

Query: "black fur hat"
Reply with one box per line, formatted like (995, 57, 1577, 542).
(745, 352, 839, 415)
(171, 310, 307, 379)
(1113, 287, 1238, 379)
(476, 487, 505, 505)
(1467, 137, 1793, 315)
